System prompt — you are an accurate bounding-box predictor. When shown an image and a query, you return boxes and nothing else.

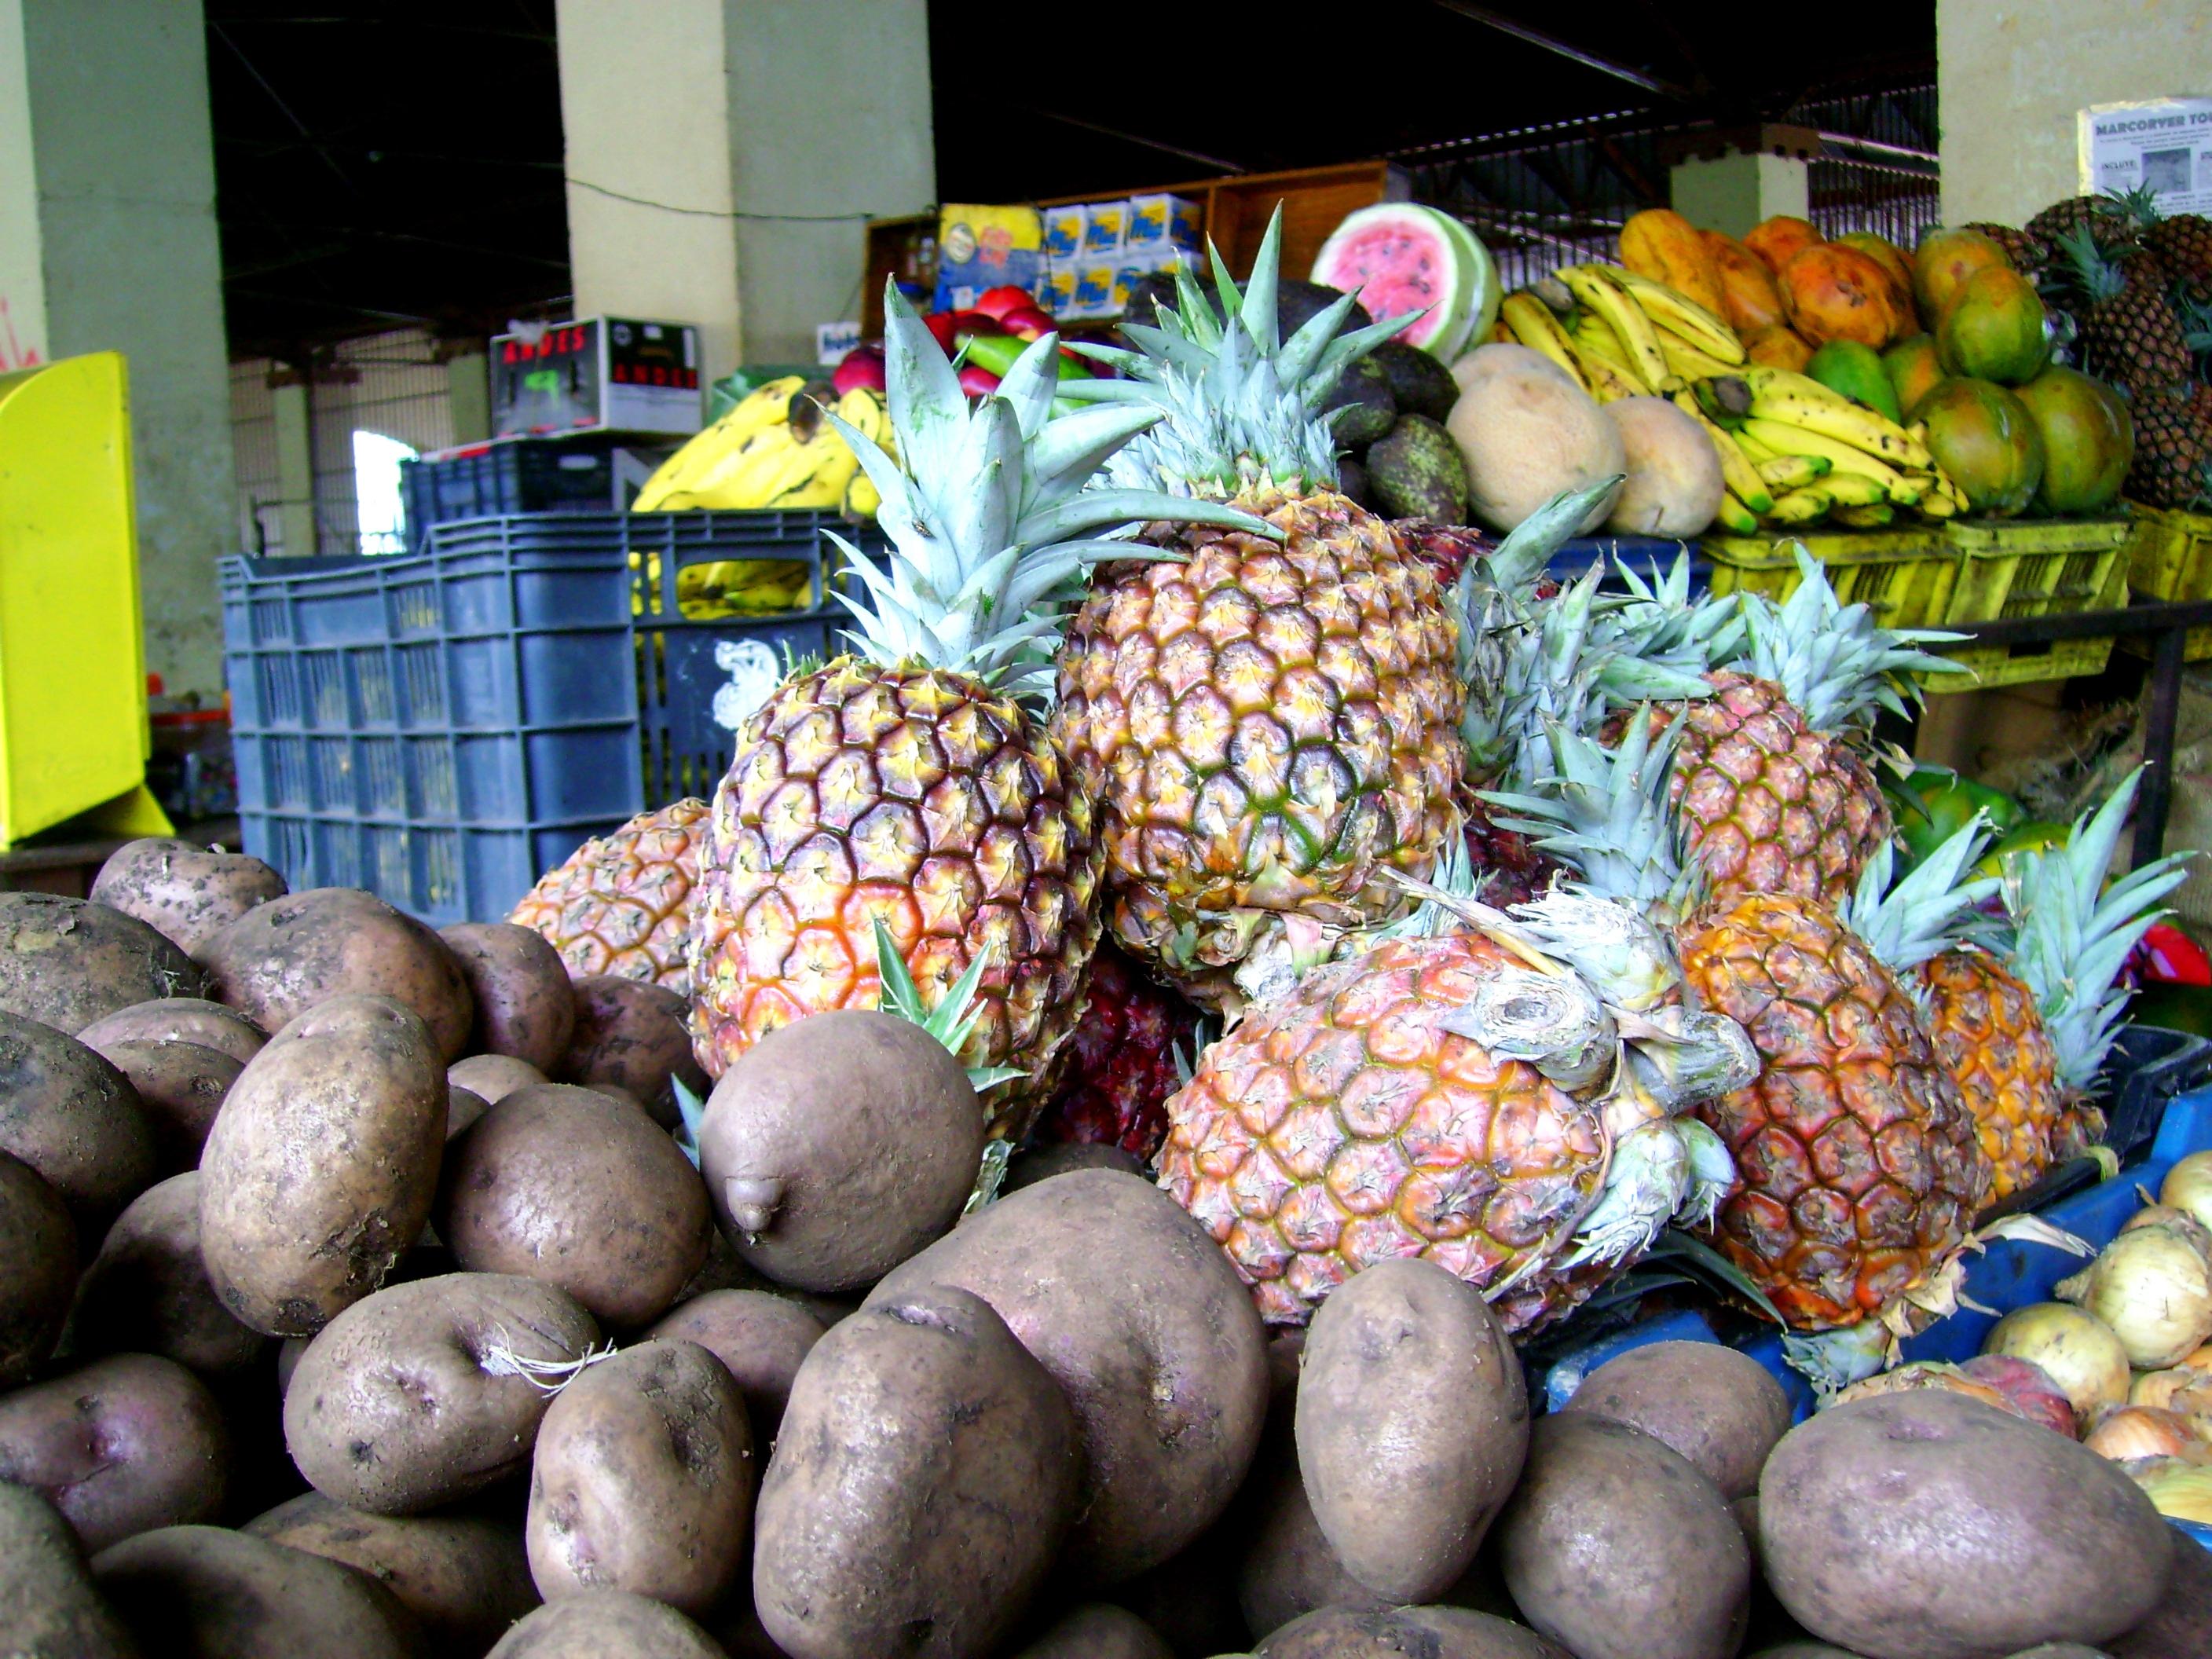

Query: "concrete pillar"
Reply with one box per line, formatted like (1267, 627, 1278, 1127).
(555, 0, 935, 385)
(0, 0, 235, 698)
(1939, 0, 2212, 225)
(271, 379, 316, 561)
(1669, 152, 1811, 240)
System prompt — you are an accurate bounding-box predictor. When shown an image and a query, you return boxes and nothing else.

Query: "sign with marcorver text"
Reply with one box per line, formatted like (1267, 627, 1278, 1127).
(2079, 97, 2212, 214)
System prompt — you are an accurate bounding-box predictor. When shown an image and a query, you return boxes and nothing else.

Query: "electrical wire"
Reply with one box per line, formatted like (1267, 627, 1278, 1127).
(565, 177, 888, 222)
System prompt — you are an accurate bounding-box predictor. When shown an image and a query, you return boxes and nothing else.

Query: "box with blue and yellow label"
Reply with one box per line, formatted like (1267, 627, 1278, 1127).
(1081, 201, 1129, 256)
(932, 203, 1043, 314)
(1037, 261, 1077, 317)
(1126, 192, 1203, 253)
(1042, 204, 1086, 262)
(1066, 259, 1119, 318)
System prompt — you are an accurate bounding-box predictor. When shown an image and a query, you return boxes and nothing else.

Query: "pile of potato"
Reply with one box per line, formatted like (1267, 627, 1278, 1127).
(1, 838, 2210, 1659)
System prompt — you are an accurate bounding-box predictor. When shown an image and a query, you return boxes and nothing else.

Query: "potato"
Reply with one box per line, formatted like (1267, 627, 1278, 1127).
(247, 1489, 538, 1659)
(91, 1524, 416, 1658)
(698, 1009, 981, 1292)
(90, 837, 287, 953)
(753, 1284, 1082, 1659)
(2111, 1514, 2212, 1656)
(0, 1150, 75, 1386)
(284, 1271, 602, 1514)
(0, 892, 207, 1033)
(438, 1082, 709, 1328)
(450, 1052, 547, 1104)
(867, 1169, 1270, 1587)
(0, 1481, 139, 1658)
(1760, 1391, 2174, 1659)
(487, 1589, 731, 1658)
(558, 973, 707, 1125)
(1256, 1605, 1570, 1659)
(75, 1170, 269, 1376)
(196, 887, 475, 1062)
(440, 921, 577, 1072)
(0, 1352, 229, 1551)
(1560, 1339, 1794, 1500)
(199, 994, 447, 1337)
(446, 1082, 491, 1140)
(1012, 1603, 1174, 1659)
(645, 1287, 826, 1436)
(0, 1010, 156, 1232)
(86, 1038, 240, 1174)
(1298, 1258, 1527, 1602)
(1111, 1529, 1252, 1659)
(527, 1338, 753, 1613)
(80, 994, 268, 1065)
(1499, 1414, 1749, 1659)
(1004, 1140, 1145, 1191)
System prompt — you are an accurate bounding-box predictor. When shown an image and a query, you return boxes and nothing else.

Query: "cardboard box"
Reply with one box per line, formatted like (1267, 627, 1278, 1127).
(1065, 259, 1119, 319)
(932, 203, 1044, 314)
(1042, 203, 1086, 262)
(491, 317, 702, 438)
(1126, 192, 1203, 252)
(1037, 261, 1077, 317)
(1081, 200, 1129, 256)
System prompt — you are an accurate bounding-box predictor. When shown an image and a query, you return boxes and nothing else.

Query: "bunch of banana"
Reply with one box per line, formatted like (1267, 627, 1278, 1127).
(632, 379, 892, 517)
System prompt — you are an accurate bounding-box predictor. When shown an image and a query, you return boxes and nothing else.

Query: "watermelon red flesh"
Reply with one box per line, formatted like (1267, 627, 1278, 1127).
(1310, 206, 1470, 353)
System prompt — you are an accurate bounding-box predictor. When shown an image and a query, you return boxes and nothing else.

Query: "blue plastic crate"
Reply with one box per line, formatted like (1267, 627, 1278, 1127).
(1547, 533, 1710, 591)
(399, 436, 628, 544)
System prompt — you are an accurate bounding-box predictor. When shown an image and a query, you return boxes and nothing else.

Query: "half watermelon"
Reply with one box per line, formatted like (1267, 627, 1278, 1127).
(1310, 204, 1498, 362)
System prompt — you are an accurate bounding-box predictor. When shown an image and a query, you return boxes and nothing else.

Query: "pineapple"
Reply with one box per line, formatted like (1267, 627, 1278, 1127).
(2148, 212, 2212, 305)
(2055, 225, 2195, 394)
(2124, 386, 2212, 508)
(1965, 221, 2046, 274)
(2025, 194, 2130, 257)
(687, 283, 1267, 1137)
(1030, 939, 1198, 1159)
(1050, 215, 1465, 1007)
(509, 799, 709, 989)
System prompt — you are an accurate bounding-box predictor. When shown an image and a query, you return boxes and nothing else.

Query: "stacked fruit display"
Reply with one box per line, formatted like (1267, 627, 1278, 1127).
(634, 375, 892, 520)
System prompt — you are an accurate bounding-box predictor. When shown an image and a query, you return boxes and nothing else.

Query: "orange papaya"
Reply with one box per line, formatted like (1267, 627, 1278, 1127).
(1618, 209, 1727, 316)
(1779, 245, 1904, 349)
(1744, 216, 1823, 278)
(1699, 231, 1786, 335)
(1745, 325, 1815, 370)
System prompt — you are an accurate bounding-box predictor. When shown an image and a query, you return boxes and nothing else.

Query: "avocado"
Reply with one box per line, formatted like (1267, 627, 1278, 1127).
(1322, 357, 1397, 447)
(1370, 340, 1461, 422)
(1337, 455, 1371, 507)
(1366, 413, 1470, 522)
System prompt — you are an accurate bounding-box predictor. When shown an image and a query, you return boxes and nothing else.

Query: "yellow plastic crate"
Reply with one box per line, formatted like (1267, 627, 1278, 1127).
(1701, 527, 1957, 628)
(2122, 502, 2212, 661)
(1935, 515, 2132, 690)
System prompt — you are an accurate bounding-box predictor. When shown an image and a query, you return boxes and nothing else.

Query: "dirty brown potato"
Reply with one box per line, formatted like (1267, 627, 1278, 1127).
(0, 1010, 156, 1235)
(284, 1271, 602, 1514)
(0, 1481, 139, 1659)
(196, 887, 475, 1062)
(1500, 1413, 1750, 1659)
(644, 1287, 826, 1437)
(449, 1052, 547, 1105)
(91, 1524, 417, 1659)
(440, 921, 577, 1073)
(1004, 1140, 1144, 1191)
(445, 1083, 491, 1140)
(1760, 1391, 2174, 1659)
(1561, 1339, 1795, 1500)
(1010, 1603, 1176, 1659)
(438, 1082, 709, 1328)
(198, 994, 447, 1337)
(698, 1009, 982, 1292)
(0, 1352, 229, 1552)
(79, 996, 269, 1065)
(0, 892, 207, 1033)
(90, 837, 287, 954)
(866, 1168, 1270, 1588)
(0, 1151, 75, 1387)
(486, 1589, 732, 1658)
(73, 1171, 270, 1378)
(2111, 1512, 2212, 1656)
(247, 1489, 539, 1659)
(753, 1284, 1082, 1659)
(85, 1038, 240, 1175)
(1298, 1258, 1528, 1602)
(526, 1338, 753, 1613)
(1255, 1605, 1570, 1659)
(558, 973, 707, 1126)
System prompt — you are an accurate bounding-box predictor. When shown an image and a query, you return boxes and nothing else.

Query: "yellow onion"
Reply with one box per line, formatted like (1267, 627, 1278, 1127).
(2160, 1150, 2212, 1231)
(2121, 1203, 2212, 1262)
(2056, 1222, 2212, 1369)
(2085, 1404, 2202, 1462)
(2131, 1457, 2212, 1522)
(2131, 1367, 2204, 1411)
(1984, 1302, 2130, 1427)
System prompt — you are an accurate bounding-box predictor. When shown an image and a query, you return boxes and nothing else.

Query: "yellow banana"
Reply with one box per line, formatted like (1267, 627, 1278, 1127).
(778, 441, 859, 510)
(1755, 454, 1829, 490)
(1746, 390, 1935, 469)
(1884, 471, 1931, 508)
(1734, 365, 1852, 406)
(1605, 266, 1748, 364)
(833, 386, 891, 449)
(1739, 418, 1908, 492)
(1913, 483, 1960, 520)
(1821, 471, 1892, 509)
(1573, 315, 1648, 388)
(1671, 392, 1773, 515)
(1731, 426, 1778, 463)
(1833, 504, 1895, 529)
(1500, 293, 1591, 392)
(844, 468, 882, 521)
(690, 426, 801, 506)
(1558, 266, 1679, 393)
(1715, 491, 1760, 535)
(1767, 485, 1835, 526)
(1571, 340, 1647, 404)
(1658, 334, 1745, 383)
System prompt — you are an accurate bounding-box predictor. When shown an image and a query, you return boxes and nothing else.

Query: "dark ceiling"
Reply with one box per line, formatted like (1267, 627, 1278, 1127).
(208, 1, 1936, 359)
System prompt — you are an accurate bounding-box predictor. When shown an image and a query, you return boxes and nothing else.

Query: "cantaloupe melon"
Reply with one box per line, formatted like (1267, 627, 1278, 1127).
(1601, 396, 1723, 537)
(1447, 364, 1624, 534)
(1449, 342, 1575, 395)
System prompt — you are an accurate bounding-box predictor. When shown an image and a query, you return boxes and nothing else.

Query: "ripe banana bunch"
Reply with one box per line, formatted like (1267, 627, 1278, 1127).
(632, 379, 893, 518)
(1709, 366, 1967, 528)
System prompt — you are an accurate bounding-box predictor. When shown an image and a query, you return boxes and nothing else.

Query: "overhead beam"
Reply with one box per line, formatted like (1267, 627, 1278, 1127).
(1427, 2, 1697, 102)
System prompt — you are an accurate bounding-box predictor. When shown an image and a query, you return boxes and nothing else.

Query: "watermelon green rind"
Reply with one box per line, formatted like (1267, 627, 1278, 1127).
(1431, 211, 1501, 361)
(1310, 204, 1476, 361)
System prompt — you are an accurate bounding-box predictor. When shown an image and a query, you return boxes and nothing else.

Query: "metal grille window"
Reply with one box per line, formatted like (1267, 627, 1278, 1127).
(229, 357, 284, 556)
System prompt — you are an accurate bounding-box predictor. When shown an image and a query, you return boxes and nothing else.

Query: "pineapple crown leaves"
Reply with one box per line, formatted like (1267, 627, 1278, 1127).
(2003, 769, 2195, 1090)
(869, 917, 1027, 1094)
(1599, 550, 1747, 679)
(822, 280, 1276, 690)
(1838, 816, 2004, 976)
(1064, 208, 1417, 496)
(1729, 548, 1968, 730)
(1472, 478, 1623, 597)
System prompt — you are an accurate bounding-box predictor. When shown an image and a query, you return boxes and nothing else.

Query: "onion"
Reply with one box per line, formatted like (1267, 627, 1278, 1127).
(1983, 1302, 2130, 1427)
(2085, 1404, 2201, 1462)
(1958, 1353, 2078, 1437)
(2131, 1366, 2203, 1411)
(2056, 1222, 2212, 1369)
(2121, 1203, 2212, 1262)
(2160, 1150, 2212, 1231)
(2132, 1458, 2212, 1522)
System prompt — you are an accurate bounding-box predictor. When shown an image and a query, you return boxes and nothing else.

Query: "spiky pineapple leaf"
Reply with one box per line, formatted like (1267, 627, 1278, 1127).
(1646, 1229, 1789, 1328)
(670, 1074, 707, 1170)
(870, 918, 1027, 1093)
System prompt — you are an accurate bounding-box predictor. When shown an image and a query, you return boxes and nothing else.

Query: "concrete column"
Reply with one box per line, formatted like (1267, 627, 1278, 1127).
(0, 0, 235, 698)
(555, 0, 934, 385)
(1669, 152, 1811, 240)
(1939, 0, 2212, 225)
(271, 379, 316, 560)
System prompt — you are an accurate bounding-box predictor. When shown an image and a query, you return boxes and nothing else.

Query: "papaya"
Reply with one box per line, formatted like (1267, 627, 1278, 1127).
(1698, 230, 1786, 335)
(1912, 226, 2012, 331)
(1836, 233, 1917, 325)
(1883, 334, 1946, 420)
(1917, 377, 2046, 518)
(1619, 209, 1727, 316)
(2015, 364, 2134, 514)
(1745, 325, 1814, 370)
(1807, 340, 1903, 423)
(1779, 244, 1904, 349)
(1936, 266, 2050, 385)
(1744, 216, 1823, 277)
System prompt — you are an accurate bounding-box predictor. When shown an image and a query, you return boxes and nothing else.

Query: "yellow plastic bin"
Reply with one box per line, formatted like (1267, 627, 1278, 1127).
(2122, 502, 2212, 661)
(1936, 515, 2132, 690)
(0, 352, 172, 849)
(1701, 527, 1958, 629)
